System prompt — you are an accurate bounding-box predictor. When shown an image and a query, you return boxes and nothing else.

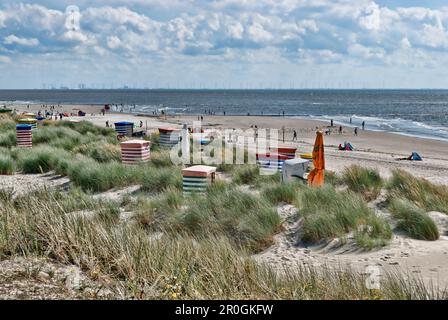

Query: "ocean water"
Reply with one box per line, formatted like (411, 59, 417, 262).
(1, 89, 447, 141)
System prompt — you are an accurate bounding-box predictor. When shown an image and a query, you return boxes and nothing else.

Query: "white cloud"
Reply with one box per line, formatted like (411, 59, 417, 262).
(225, 20, 244, 39)
(348, 43, 385, 60)
(0, 55, 11, 63)
(0, 1, 448, 88)
(359, 2, 382, 30)
(0, 11, 6, 28)
(419, 22, 448, 48)
(299, 20, 319, 33)
(107, 36, 122, 49)
(247, 22, 273, 43)
(401, 37, 411, 49)
(83, 6, 154, 33)
(4, 35, 40, 46)
(62, 30, 92, 44)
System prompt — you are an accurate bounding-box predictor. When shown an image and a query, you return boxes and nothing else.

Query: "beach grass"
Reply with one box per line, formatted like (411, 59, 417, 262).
(0, 154, 14, 175)
(149, 150, 174, 168)
(232, 165, 280, 186)
(298, 185, 391, 248)
(388, 198, 439, 241)
(0, 131, 15, 148)
(232, 164, 260, 185)
(342, 165, 383, 200)
(0, 189, 443, 300)
(15, 146, 71, 174)
(387, 169, 448, 214)
(73, 141, 121, 163)
(51, 120, 115, 137)
(261, 181, 302, 204)
(324, 170, 341, 186)
(147, 132, 160, 151)
(173, 184, 282, 252)
(0, 118, 16, 131)
(139, 166, 183, 192)
(66, 158, 132, 192)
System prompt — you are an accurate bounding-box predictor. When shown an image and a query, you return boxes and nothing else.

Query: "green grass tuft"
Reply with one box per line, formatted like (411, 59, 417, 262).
(0, 154, 14, 175)
(298, 185, 391, 248)
(0, 131, 15, 148)
(387, 169, 448, 214)
(74, 141, 121, 163)
(388, 198, 439, 241)
(232, 165, 259, 185)
(139, 166, 183, 192)
(180, 186, 281, 252)
(262, 182, 302, 204)
(342, 165, 383, 201)
(15, 146, 71, 174)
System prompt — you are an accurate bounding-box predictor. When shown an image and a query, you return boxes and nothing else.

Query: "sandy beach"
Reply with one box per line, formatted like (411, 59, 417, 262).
(13, 103, 448, 185)
(6, 103, 448, 290)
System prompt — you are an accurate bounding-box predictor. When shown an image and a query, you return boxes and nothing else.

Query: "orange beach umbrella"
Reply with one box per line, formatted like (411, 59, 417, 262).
(307, 131, 325, 187)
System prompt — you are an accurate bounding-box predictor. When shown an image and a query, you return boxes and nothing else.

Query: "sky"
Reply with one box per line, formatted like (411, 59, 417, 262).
(1, 1, 448, 89)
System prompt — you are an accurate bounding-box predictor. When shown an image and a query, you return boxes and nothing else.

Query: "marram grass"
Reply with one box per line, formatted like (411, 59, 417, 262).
(297, 185, 392, 248)
(0, 190, 444, 300)
(388, 198, 439, 241)
(342, 165, 383, 201)
(387, 169, 448, 214)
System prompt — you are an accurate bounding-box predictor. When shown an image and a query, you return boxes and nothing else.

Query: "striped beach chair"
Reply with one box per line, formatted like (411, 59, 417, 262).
(120, 140, 151, 165)
(159, 128, 181, 147)
(256, 153, 289, 174)
(115, 122, 134, 137)
(182, 165, 216, 195)
(16, 124, 33, 148)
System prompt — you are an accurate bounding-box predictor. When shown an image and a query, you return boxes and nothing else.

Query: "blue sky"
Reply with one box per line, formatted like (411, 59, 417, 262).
(0, 1, 448, 89)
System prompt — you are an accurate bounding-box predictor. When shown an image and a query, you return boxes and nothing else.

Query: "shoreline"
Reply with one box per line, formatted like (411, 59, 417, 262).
(8, 102, 448, 143)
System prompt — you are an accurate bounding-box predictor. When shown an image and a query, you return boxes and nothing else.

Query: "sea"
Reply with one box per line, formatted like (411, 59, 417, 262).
(1, 89, 447, 142)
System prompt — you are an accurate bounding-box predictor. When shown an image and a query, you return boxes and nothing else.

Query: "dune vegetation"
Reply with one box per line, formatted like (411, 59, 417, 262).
(342, 165, 383, 201)
(387, 169, 448, 214)
(0, 118, 446, 299)
(388, 198, 440, 241)
(297, 185, 392, 248)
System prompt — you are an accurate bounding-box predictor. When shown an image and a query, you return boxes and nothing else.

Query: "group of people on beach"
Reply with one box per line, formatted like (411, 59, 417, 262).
(326, 118, 365, 136)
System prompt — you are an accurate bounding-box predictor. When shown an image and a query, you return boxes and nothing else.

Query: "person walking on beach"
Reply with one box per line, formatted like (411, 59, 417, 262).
(293, 129, 297, 141)
(339, 125, 343, 134)
(354, 127, 358, 136)
(350, 117, 352, 124)
(362, 121, 365, 130)
(330, 119, 333, 127)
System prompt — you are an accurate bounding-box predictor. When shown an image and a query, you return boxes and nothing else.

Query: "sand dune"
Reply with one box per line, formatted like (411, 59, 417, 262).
(253, 203, 448, 289)
(8, 104, 448, 289)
